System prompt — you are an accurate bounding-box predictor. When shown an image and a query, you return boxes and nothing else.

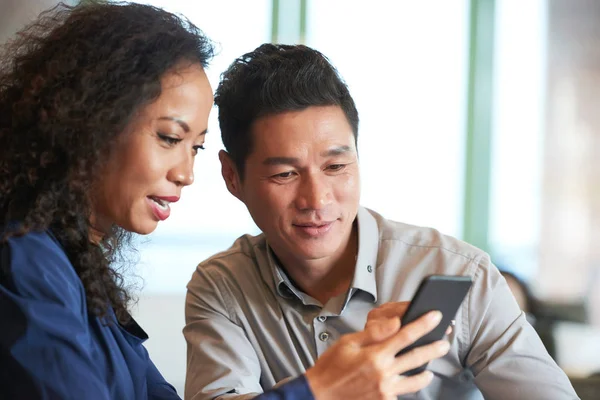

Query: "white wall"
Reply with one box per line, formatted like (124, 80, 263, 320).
(0, 0, 75, 44)
(131, 293, 188, 395)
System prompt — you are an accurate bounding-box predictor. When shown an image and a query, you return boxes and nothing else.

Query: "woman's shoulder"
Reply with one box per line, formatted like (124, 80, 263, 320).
(3, 227, 62, 251)
(1, 228, 84, 304)
(2, 228, 70, 271)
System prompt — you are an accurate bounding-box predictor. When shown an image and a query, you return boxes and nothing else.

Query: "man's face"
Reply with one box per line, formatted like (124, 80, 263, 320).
(222, 105, 360, 267)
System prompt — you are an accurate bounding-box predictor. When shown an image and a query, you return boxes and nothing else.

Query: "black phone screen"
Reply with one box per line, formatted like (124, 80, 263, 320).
(396, 275, 472, 376)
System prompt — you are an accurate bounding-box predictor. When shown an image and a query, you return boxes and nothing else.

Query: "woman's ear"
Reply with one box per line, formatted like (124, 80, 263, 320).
(219, 150, 243, 202)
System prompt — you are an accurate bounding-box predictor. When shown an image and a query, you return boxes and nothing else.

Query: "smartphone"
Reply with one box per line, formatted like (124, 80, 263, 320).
(396, 275, 472, 376)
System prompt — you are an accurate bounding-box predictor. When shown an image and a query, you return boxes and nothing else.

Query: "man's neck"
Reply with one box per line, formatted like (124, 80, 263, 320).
(278, 228, 358, 305)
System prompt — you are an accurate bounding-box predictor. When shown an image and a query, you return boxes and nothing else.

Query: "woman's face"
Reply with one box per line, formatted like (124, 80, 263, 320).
(93, 63, 213, 235)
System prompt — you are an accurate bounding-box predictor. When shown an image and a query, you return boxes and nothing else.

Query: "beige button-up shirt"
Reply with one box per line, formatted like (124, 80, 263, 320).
(184, 207, 578, 400)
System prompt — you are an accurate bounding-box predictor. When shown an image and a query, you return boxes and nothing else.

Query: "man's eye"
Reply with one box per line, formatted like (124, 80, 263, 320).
(273, 171, 295, 179)
(328, 164, 345, 171)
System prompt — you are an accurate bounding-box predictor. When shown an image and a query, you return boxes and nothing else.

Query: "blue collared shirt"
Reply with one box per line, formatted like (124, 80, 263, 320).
(0, 229, 314, 400)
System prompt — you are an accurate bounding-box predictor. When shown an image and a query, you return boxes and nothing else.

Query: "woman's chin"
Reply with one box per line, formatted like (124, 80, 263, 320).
(138, 223, 159, 235)
(124, 220, 159, 235)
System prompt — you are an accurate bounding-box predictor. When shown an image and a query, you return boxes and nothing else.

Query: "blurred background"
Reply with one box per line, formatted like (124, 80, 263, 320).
(2, 0, 600, 396)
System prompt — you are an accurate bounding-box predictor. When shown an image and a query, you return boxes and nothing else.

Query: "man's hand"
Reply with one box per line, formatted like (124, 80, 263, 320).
(366, 302, 453, 336)
(305, 311, 450, 400)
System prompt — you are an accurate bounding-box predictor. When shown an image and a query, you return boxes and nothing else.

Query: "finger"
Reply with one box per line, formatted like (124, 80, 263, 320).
(365, 315, 399, 331)
(353, 317, 401, 346)
(446, 319, 456, 336)
(393, 340, 450, 375)
(367, 302, 410, 324)
(389, 370, 434, 396)
(379, 310, 442, 354)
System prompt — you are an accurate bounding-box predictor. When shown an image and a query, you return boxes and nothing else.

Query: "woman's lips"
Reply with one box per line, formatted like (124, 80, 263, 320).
(147, 197, 171, 221)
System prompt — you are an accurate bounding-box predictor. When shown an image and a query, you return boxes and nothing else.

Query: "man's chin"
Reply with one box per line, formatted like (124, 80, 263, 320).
(272, 236, 340, 263)
(294, 244, 339, 262)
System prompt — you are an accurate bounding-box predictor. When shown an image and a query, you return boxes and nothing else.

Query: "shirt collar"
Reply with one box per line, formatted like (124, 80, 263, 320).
(268, 248, 322, 306)
(351, 207, 379, 302)
(268, 247, 295, 300)
(266, 206, 380, 304)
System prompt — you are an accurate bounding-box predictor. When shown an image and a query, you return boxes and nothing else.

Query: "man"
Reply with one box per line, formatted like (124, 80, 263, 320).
(184, 44, 578, 399)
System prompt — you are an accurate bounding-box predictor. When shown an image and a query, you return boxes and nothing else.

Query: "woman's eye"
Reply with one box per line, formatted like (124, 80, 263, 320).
(192, 145, 206, 155)
(158, 133, 182, 146)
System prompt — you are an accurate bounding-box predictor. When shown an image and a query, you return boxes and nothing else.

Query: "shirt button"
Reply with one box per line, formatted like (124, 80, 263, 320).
(319, 332, 330, 342)
(367, 265, 373, 273)
(317, 316, 327, 323)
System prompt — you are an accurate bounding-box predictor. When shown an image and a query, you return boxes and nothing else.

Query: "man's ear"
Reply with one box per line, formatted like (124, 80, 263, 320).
(219, 150, 243, 202)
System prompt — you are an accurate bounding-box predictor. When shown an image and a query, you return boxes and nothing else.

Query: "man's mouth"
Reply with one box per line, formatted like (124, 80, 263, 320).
(293, 221, 335, 237)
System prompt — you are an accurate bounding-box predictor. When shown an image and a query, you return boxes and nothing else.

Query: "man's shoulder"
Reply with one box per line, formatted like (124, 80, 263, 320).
(367, 208, 487, 263)
(186, 232, 276, 310)
(193, 232, 267, 279)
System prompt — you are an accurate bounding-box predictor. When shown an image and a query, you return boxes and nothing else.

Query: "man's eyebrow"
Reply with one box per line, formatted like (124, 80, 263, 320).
(262, 146, 354, 166)
(262, 157, 300, 166)
(158, 116, 190, 133)
(321, 145, 353, 157)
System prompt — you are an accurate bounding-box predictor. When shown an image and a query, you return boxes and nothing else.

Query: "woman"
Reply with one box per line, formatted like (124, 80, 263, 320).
(0, 3, 445, 399)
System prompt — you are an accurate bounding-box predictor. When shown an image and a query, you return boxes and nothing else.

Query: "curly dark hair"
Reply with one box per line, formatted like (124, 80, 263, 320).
(0, 2, 214, 323)
(215, 43, 359, 179)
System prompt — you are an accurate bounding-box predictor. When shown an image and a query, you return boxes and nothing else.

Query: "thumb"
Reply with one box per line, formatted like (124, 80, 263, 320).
(359, 317, 401, 346)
